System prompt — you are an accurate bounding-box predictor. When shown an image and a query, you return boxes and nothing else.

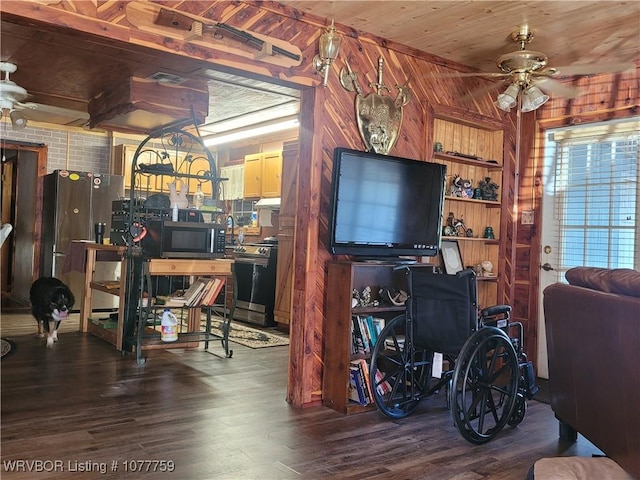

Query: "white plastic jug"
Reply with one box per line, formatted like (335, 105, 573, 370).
(161, 308, 178, 342)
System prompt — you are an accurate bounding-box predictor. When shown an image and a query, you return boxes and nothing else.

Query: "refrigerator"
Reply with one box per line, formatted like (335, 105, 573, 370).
(41, 170, 124, 310)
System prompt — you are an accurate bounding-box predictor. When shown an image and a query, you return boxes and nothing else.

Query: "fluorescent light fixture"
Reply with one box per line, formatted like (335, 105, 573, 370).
(204, 117, 299, 146)
(201, 101, 299, 135)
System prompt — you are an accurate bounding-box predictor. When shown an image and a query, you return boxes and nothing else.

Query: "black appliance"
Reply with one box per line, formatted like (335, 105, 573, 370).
(142, 220, 226, 258)
(110, 200, 205, 246)
(329, 147, 446, 258)
(110, 199, 149, 246)
(232, 240, 278, 326)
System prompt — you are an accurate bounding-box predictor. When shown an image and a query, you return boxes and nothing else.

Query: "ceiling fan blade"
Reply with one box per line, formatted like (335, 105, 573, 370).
(532, 77, 581, 99)
(543, 62, 636, 77)
(15, 101, 38, 109)
(459, 81, 505, 102)
(426, 71, 510, 79)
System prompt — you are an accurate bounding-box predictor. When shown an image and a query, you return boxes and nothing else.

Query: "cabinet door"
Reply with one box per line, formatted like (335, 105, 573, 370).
(243, 153, 262, 198)
(261, 151, 283, 198)
(114, 145, 167, 194)
(274, 144, 297, 325)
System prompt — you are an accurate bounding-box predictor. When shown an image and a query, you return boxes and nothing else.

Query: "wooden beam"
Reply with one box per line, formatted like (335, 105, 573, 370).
(88, 76, 209, 133)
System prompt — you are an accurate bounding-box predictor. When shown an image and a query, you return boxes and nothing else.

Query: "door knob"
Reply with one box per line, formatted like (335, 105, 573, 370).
(541, 263, 554, 271)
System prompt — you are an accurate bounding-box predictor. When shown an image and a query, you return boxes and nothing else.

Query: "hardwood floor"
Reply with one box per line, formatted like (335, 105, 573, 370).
(1, 314, 603, 480)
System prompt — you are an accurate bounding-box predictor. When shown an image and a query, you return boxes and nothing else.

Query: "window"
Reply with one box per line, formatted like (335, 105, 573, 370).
(545, 119, 640, 272)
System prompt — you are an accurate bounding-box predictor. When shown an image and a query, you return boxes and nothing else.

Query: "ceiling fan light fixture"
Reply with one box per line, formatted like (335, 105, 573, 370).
(10, 109, 27, 129)
(521, 85, 549, 112)
(495, 84, 520, 111)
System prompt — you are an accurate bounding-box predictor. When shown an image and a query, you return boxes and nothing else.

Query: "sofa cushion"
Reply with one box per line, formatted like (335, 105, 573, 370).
(608, 269, 640, 297)
(565, 267, 640, 298)
(565, 267, 612, 292)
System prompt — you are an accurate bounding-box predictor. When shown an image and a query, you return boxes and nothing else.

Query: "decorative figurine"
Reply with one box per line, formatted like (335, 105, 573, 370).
(479, 177, 500, 201)
(433, 142, 443, 152)
(451, 174, 474, 198)
(443, 212, 473, 237)
(483, 226, 495, 239)
(481, 260, 496, 277)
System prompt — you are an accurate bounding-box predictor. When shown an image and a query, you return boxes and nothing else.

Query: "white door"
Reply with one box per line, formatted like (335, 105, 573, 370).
(536, 120, 639, 379)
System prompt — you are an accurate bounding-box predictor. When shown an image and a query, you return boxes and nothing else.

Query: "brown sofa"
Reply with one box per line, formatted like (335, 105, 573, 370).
(543, 267, 640, 479)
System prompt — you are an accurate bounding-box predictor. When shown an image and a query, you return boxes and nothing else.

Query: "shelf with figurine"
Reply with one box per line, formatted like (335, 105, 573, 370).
(445, 174, 501, 206)
(442, 212, 499, 243)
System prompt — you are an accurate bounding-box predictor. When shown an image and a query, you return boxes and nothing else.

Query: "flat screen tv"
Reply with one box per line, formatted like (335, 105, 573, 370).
(329, 147, 446, 258)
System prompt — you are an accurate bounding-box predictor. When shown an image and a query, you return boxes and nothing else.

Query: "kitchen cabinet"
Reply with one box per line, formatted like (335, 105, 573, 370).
(261, 151, 283, 198)
(243, 153, 263, 198)
(243, 151, 283, 198)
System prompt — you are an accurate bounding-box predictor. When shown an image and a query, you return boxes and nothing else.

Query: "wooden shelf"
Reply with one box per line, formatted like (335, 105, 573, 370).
(431, 112, 504, 310)
(89, 281, 121, 295)
(477, 276, 498, 282)
(442, 236, 499, 244)
(445, 195, 501, 207)
(434, 152, 502, 170)
(351, 305, 405, 315)
(324, 261, 408, 415)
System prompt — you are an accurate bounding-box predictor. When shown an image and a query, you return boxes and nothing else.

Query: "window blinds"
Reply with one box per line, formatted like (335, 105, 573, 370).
(548, 119, 640, 270)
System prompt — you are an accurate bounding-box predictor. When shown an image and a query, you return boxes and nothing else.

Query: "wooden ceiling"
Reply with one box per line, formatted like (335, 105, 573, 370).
(1, 1, 638, 131)
(280, 1, 640, 72)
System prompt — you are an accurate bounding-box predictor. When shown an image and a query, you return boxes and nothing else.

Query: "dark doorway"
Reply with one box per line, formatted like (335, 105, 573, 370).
(1, 141, 47, 311)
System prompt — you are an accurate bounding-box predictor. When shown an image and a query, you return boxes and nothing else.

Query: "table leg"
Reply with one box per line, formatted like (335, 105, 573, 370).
(79, 247, 96, 333)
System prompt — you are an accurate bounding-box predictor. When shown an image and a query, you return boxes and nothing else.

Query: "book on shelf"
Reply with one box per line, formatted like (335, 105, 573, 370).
(184, 278, 208, 307)
(349, 358, 374, 405)
(351, 316, 366, 355)
(384, 336, 405, 351)
(349, 365, 367, 405)
(351, 315, 386, 354)
(349, 360, 371, 405)
(373, 368, 392, 396)
(200, 276, 226, 306)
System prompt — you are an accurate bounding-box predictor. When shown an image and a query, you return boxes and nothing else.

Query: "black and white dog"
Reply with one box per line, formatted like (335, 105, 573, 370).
(29, 277, 75, 347)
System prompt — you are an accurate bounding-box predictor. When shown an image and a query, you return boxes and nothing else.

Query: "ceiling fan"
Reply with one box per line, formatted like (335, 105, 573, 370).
(446, 25, 635, 112)
(0, 61, 38, 129)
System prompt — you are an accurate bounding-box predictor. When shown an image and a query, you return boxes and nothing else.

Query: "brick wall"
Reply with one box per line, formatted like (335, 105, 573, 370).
(1, 123, 110, 174)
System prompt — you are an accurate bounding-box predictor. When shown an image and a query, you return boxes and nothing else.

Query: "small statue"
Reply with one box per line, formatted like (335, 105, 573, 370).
(451, 174, 473, 198)
(479, 177, 499, 202)
(168, 180, 189, 209)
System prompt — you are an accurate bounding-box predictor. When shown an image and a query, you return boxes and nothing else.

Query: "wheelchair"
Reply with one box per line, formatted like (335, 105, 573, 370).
(369, 265, 539, 444)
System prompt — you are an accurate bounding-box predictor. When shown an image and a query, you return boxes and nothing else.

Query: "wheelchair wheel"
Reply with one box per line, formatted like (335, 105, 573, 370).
(508, 392, 527, 426)
(369, 314, 431, 419)
(451, 327, 519, 444)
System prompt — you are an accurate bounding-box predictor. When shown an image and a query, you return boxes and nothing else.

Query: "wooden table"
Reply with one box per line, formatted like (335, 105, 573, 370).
(73, 242, 127, 349)
(146, 258, 234, 345)
(75, 242, 234, 352)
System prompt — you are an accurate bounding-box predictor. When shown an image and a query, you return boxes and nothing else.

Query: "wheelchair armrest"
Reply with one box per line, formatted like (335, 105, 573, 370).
(481, 304, 511, 318)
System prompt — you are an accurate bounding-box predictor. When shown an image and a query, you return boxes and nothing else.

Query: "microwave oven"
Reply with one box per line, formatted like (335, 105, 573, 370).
(142, 220, 226, 258)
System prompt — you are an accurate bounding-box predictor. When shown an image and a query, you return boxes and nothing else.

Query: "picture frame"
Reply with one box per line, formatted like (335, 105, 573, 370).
(440, 239, 464, 275)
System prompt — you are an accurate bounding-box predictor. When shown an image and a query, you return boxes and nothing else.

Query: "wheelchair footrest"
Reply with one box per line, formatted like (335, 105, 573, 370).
(523, 361, 539, 398)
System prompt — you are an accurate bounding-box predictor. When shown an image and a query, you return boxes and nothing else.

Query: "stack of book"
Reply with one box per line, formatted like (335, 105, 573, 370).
(350, 315, 386, 355)
(349, 358, 374, 405)
(163, 277, 226, 308)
